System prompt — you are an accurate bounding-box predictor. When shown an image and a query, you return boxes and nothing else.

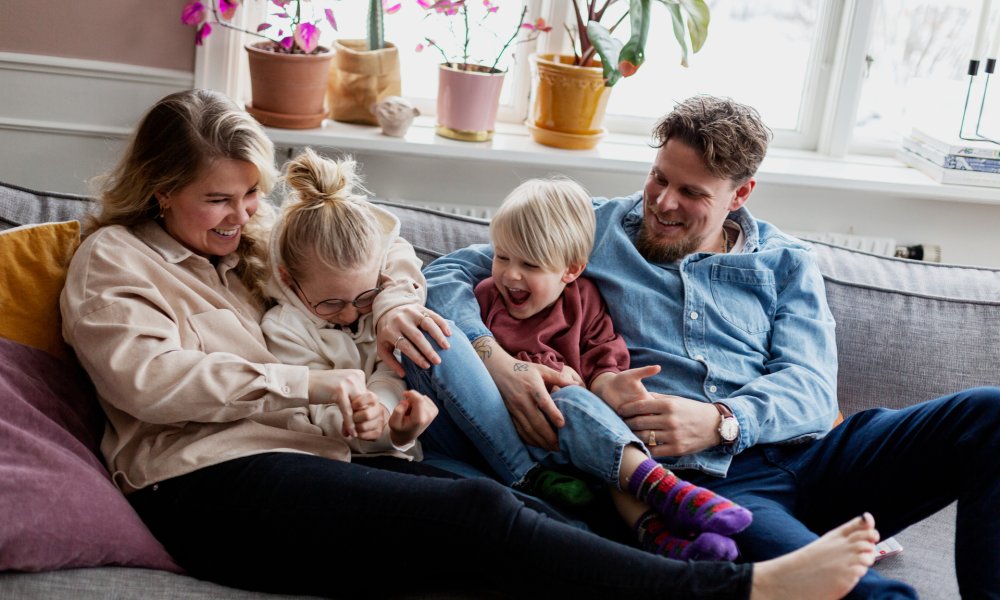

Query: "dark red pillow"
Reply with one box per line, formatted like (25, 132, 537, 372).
(0, 337, 180, 573)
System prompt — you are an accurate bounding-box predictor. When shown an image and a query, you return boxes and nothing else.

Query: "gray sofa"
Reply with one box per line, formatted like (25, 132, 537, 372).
(2, 180, 998, 599)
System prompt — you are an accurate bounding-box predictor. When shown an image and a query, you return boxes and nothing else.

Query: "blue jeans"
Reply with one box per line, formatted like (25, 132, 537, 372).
(128, 452, 751, 597)
(403, 329, 644, 489)
(677, 387, 1000, 599)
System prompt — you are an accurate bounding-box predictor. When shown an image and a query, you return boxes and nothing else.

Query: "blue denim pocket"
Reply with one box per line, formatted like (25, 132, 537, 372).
(710, 265, 776, 334)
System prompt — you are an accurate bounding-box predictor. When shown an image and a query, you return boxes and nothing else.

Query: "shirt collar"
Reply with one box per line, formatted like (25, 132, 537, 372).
(134, 220, 240, 272)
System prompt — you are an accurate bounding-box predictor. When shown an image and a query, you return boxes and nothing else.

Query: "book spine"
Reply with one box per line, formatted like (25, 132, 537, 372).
(909, 128, 1000, 159)
(897, 148, 1000, 188)
(902, 137, 1000, 172)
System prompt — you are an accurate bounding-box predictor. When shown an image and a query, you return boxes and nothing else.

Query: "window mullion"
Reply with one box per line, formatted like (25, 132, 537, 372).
(817, 0, 877, 157)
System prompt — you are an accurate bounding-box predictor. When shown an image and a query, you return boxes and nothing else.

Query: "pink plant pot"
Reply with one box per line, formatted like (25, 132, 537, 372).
(436, 63, 505, 142)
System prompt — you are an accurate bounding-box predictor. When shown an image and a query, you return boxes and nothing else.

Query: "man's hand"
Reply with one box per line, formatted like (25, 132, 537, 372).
(617, 392, 722, 456)
(475, 336, 576, 451)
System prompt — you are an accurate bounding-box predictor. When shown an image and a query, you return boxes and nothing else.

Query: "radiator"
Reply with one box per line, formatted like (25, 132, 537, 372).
(789, 231, 941, 262)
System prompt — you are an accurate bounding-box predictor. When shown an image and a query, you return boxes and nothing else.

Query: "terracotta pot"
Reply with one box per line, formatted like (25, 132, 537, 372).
(435, 63, 506, 142)
(245, 41, 333, 129)
(528, 53, 611, 150)
(328, 39, 401, 125)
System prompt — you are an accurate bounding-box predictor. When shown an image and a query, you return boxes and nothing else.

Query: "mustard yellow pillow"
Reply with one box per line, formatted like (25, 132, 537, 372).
(0, 221, 81, 361)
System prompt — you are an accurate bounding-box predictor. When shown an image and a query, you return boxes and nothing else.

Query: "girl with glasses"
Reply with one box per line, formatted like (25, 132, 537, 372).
(261, 148, 438, 458)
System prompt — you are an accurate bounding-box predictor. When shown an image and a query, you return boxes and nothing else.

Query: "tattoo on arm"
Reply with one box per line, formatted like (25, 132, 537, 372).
(473, 337, 493, 362)
(513, 363, 529, 372)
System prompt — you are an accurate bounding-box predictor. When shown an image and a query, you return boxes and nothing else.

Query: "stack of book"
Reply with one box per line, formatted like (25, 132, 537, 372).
(896, 127, 1000, 188)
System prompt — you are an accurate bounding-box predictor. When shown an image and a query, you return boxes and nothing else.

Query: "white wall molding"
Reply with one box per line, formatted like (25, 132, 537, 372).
(0, 52, 194, 194)
(0, 52, 193, 87)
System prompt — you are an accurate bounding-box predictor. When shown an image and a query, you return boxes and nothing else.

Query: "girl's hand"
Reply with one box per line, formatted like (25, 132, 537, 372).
(307, 369, 368, 438)
(349, 391, 389, 441)
(388, 390, 440, 447)
(376, 305, 452, 377)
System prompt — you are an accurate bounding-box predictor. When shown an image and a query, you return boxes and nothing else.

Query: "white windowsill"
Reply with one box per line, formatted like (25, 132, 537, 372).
(264, 116, 1000, 206)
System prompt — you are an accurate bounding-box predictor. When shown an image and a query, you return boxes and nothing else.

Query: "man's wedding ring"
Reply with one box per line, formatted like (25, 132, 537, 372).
(393, 334, 406, 350)
(647, 430, 657, 447)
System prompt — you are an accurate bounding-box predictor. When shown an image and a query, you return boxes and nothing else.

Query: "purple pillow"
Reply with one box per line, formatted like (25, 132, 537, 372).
(0, 337, 180, 573)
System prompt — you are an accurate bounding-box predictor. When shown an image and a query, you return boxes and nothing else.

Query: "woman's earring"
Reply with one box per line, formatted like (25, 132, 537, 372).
(157, 204, 166, 219)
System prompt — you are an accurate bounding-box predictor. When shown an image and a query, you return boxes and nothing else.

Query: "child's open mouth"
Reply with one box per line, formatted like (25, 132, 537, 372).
(507, 288, 530, 305)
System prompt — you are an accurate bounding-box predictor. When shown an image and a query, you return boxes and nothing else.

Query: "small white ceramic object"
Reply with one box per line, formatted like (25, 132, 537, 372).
(372, 96, 420, 137)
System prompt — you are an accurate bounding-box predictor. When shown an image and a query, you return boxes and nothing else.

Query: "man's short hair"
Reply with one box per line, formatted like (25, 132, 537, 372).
(652, 95, 772, 184)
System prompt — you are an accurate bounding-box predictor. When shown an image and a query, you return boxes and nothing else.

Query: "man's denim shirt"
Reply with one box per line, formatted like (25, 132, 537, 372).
(424, 193, 839, 477)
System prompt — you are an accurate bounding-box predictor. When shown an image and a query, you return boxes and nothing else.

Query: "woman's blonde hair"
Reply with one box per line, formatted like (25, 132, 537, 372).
(490, 177, 595, 270)
(276, 148, 380, 280)
(89, 89, 278, 302)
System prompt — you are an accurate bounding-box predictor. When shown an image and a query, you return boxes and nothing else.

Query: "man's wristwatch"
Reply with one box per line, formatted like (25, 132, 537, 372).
(713, 402, 739, 445)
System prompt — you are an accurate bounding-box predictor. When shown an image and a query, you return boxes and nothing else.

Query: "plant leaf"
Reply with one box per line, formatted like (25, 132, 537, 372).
(294, 22, 320, 53)
(586, 20, 623, 86)
(257, 22, 272, 32)
(618, 0, 650, 77)
(661, 1, 689, 67)
(325, 8, 338, 30)
(280, 36, 294, 51)
(677, 0, 709, 53)
(195, 22, 212, 45)
(218, 0, 239, 21)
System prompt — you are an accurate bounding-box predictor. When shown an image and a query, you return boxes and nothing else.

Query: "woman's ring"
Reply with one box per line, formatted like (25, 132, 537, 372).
(393, 334, 406, 350)
(419, 312, 431, 325)
(647, 430, 657, 447)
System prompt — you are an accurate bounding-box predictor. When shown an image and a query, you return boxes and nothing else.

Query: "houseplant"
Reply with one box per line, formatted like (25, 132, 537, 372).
(327, 0, 404, 125)
(417, 0, 549, 142)
(528, 0, 710, 149)
(182, 0, 341, 128)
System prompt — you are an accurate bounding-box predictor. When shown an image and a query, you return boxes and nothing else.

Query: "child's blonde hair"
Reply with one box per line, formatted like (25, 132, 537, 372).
(276, 148, 380, 279)
(490, 177, 595, 270)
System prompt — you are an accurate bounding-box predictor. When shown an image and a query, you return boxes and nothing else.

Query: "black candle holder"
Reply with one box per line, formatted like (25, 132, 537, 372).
(959, 58, 1000, 145)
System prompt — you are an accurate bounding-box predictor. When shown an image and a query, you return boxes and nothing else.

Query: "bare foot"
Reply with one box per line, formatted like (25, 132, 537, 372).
(751, 513, 879, 600)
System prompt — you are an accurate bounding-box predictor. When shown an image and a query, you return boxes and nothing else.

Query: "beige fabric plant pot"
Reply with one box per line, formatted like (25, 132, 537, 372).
(328, 39, 401, 125)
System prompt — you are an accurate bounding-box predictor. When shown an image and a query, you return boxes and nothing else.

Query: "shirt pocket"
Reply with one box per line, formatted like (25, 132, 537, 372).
(710, 265, 776, 335)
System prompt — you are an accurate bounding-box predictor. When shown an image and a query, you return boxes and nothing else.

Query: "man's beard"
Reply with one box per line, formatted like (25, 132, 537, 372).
(635, 220, 702, 263)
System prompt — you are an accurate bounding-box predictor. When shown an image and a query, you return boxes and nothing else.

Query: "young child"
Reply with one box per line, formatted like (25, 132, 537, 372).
(472, 178, 752, 560)
(261, 148, 437, 459)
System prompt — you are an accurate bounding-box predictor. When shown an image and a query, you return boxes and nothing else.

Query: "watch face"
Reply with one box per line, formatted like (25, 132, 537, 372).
(720, 417, 739, 441)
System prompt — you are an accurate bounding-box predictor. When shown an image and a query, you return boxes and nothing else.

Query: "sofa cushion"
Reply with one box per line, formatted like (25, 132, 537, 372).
(374, 200, 490, 266)
(0, 337, 180, 573)
(0, 221, 81, 361)
(809, 240, 1000, 416)
(0, 181, 95, 231)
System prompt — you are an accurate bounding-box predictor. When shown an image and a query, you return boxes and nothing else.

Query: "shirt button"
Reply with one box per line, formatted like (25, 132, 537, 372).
(695, 354, 705, 361)
(709, 385, 718, 393)
(282, 386, 290, 394)
(690, 311, 699, 320)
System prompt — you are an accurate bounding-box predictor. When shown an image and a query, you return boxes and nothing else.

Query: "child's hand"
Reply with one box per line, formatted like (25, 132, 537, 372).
(388, 390, 439, 448)
(592, 365, 662, 413)
(553, 365, 585, 392)
(345, 391, 389, 441)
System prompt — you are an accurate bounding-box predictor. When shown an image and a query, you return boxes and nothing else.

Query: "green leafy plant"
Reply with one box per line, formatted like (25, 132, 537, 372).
(181, 0, 398, 54)
(571, 0, 710, 86)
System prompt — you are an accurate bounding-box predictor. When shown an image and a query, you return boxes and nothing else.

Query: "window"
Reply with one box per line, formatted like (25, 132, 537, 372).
(196, 0, 1000, 158)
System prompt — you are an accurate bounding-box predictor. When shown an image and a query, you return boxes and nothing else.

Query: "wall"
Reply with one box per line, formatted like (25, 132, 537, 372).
(0, 1, 194, 193)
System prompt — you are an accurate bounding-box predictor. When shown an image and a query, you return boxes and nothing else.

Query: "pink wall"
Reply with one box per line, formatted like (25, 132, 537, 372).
(0, 0, 195, 71)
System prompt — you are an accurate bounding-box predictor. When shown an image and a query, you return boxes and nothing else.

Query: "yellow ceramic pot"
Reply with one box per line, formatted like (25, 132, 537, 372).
(528, 53, 611, 150)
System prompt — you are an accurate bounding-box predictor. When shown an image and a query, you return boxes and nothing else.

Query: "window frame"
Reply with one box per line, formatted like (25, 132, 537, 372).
(194, 0, 884, 158)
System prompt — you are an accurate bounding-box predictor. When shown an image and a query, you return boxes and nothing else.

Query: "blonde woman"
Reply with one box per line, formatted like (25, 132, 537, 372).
(60, 89, 877, 599)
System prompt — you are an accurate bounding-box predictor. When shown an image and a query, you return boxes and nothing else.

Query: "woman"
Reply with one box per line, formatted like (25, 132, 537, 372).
(60, 89, 876, 599)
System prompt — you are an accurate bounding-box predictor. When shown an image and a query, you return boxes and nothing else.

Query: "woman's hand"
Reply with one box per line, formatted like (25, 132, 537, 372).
(307, 369, 367, 437)
(376, 305, 452, 377)
(388, 390, 440, 447)
(349, 391, 389, 441)
(617, 393, 721, 457)
(477, 337, 576, 451)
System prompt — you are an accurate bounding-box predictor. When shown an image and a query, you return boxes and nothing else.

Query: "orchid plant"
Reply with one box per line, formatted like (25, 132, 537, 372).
(416, 0, 551, 73)
(571, 0, 711, 86)
(182, 0, 400, 54)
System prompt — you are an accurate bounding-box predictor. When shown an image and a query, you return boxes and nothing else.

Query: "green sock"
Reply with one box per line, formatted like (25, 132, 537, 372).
(524, 468, 595, 507)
